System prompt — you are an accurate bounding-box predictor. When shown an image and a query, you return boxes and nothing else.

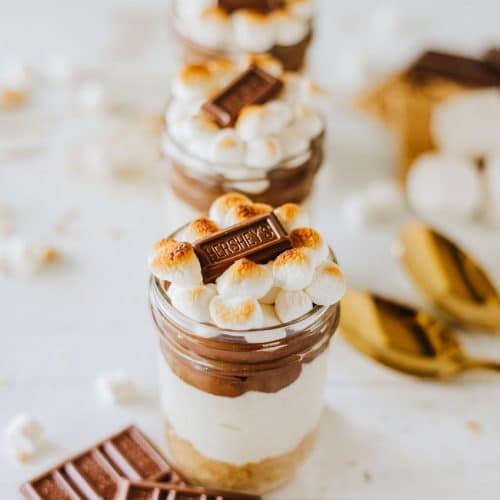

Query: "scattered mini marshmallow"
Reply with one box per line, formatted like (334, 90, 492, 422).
(432, 89, 500, 159)
(168, 283, 217, 322)
(305, 261, 346, 306)
(209, 295, 263, 330)
(341, 179, 405, 228)
(406, 153, 482, 220)
(148, 239, 202, 286)
(485, 156, 500, 227)
(275, 289, 313, 323)
(232, 10, 276, 53)
(4, 414, 44, 463)
(208, 192, 251, 226)
(96, 372, 137, 405)
(245, 136, 283, 168)
(210, 129, 246, 164)
(274, 203, 310, 231)
(216, 258, 273, 300)
(290, 227, 329, 266)
(273, 248, 314, 291)
(224, 202, 273, 226)
(76, 81, 108, 113)
(182, 217, 220, 243)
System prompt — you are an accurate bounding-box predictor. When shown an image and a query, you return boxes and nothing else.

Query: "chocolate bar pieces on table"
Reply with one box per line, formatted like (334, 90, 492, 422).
(20, 426, 185, 500)
(117, 480, 260, 500)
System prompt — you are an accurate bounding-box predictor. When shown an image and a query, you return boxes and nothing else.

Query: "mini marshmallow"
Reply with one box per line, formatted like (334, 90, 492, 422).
(240, 54, 284, 78)
(275, 289, 313, 323)
(273, 248, 314, 291)
(216, 258, 273, 299)
(182, 217, 220, 243)
(189, 7, 230, 48)
(261, 303, 281, 327)
(209, 295, 263, 330)
(76, 81, 108, 113)
(305, 261, 346, 306)
(236, 105, 268, 141)
(168, 283, 217, 322)
(406, 153, 482, 220)
(4, 414, 44, 463)
(149, 239, 202, 286)
(274, 203, 310, 231)
(432, 89, 500, 159)
(293, 105, 324, 139)
(245, 137, 283, 169)
(172, 64, 215, 102)
(210, 129, 246, 164)
(272, 10, 309, 46)
(232, 10, 276, 52)
(290, 227, 329, 266)
(260, 264, 279, 304)
(175, 115, 220, 144)
(96, 371, 137, 405)
(278, 126, 310, 158)
(280, 72, 304, 104)
(224, 202, 273, 226)
(263, 101, 293, 135)
(208, 192, 251, 226)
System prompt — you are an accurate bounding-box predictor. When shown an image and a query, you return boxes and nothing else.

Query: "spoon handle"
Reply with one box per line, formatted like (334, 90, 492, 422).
(464, 358, 500, 373)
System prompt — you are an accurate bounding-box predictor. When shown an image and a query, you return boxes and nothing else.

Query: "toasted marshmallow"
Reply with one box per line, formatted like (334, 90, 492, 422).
(293, 105, 324, 139)
(208, 192, 251, 225)
(216, 258, 273, 299)
(275, 289, 313, 323)
(290, 227, 329, 266)
(96, 371, 137, 405)
(224, 202, 273, 226)
(278, 126, 310, 158)
(263, 101, 293, 134)
(209, 296, 263, 330)
(288, 0, 313, 19)
(261, 303, 281, 327)
(236, 105, 268, 141)
(260, 265, 279, 304)
(406, 153, 482, 220)
(172, 64, 215, 101)
(485, 156, 500, 227)
(240, 54, 284, 78)
(4, 414, 44, 463)
(273, 248, 314, 291)
(232, 10, 276, 52)
(182, 217, 220, 243)
(210, 129, 246, 163)
(168, 283, 217, 322)
(175, 114, 219, 145)
(245, 137, 283, 169)
(272, 10, 309, 46)
(306, 261, 346, 306)
(280, 72, 304, 104)
(149, 239, 202, 286)
(189, 7, 230, 48)
(432, 89, 500, 159)
(274, 203, 310, 231)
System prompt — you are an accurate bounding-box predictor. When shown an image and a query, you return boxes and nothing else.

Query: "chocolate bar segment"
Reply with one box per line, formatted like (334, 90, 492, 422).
(117, 480, 261, 500)
(484, 48, 500, 73)
(194, 212, 291, 283)
(407, 51, 500, 87)
(20, 426, 185, 500)
(217, 0, 283, 14)
(202, 65, 283, 127)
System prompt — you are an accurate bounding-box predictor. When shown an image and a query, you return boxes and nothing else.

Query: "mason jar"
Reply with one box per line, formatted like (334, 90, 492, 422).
(149, 263, 339, 493)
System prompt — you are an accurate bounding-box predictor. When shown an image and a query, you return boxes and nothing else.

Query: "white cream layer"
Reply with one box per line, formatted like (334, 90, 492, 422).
(158, 349, 329, 465)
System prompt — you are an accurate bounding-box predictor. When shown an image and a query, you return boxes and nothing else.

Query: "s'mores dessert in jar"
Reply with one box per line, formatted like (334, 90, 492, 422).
(171, 0, 313, 72)
(149, 193, 345, 493)
(163, 56, 326, 218)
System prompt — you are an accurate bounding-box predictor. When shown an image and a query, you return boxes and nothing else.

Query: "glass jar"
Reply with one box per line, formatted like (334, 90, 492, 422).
(149, 268, 339, 494)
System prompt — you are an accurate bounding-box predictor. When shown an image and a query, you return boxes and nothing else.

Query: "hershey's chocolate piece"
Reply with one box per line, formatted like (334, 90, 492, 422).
(20, 426, 185, 500)
(202, 65, 283, 127)
(407, 50, 500, 87)
(217, 0, 283, 13)
(117, 480, 261, 500)
(194, 212, 291, 283)
(484, 48, 500, 73)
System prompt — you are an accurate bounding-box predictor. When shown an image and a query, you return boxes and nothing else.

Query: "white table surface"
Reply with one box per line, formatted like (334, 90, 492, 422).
(1, 1, 500, 499)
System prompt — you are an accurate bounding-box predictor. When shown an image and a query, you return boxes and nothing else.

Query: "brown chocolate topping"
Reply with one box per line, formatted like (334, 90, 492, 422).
(484, 48, 500, 73)
(407, 50, 500, 87)
(193, 212, 291, 283)
(118, 480, 260, 500)
(217, 0, 283, 13)
(202, 65, 283, 127)
(20, 426, 185, 500)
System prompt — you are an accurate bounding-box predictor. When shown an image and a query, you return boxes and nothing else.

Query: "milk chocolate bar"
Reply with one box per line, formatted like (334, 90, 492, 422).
(117, 481, 261, 500)
(217, 0, 283, 13)
(20, 426, 184, 500)
(194, 212, 291, 283)
(202, 65, 283, 127)
(407, 50, 500, 87)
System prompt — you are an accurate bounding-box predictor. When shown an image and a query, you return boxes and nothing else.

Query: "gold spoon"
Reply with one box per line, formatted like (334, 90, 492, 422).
(340, 289, 500, 379)
(397, 222, 500, 330)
